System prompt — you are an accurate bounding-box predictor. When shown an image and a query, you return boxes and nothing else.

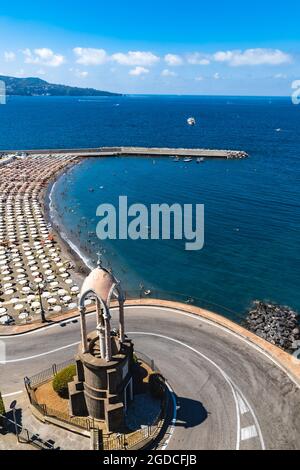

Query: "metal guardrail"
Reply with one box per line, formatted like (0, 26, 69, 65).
(0, 413, 57, 450)
(125, 288, 246, 325)
(26, 358, 75, 388)
(134, 350, 160, 375)
(25, 354, 167, 449)
(101, 351, 167, 450)
(25, 359, 93, 432)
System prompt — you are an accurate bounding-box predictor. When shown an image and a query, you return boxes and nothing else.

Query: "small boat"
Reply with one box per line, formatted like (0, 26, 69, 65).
(173, 156, 180, 162)
(187, 117, 196, 126)
(183, 157, 193, 162)
(196, 157, 205, 163)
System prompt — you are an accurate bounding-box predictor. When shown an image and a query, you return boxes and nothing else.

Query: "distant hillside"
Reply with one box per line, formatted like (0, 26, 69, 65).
(0, 75, 122, 97)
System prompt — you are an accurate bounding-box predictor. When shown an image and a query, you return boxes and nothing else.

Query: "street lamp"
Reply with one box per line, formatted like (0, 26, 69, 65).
(10, 400, 19, 443)
(30, 276, 46, 323)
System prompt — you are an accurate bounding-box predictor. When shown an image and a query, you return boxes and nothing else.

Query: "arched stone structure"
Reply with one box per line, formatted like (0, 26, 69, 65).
(78, 264, 125, 360)
(68, 260, 133, 432)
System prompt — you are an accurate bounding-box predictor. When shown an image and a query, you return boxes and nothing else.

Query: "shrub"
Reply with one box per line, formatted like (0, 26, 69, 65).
(148, 373, 165, 400)
(52, 365, 76, 398)
(132, 353, 139, 365)
(0, 393, 5, 427)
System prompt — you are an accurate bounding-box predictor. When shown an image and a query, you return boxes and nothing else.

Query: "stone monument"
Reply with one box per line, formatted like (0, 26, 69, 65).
(68, 255, 134, 432)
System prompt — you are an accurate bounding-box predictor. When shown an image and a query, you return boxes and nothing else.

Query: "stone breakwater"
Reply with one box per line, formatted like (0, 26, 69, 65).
(245, 301, 300, 353)
(0, 147, 249, 160)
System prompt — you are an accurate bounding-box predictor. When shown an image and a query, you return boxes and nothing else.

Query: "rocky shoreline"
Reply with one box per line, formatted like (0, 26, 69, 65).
(245, 301, 300, 353)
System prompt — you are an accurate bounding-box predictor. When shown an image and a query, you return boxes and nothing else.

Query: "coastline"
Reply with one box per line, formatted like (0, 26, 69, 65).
(43, 162, 91, 288)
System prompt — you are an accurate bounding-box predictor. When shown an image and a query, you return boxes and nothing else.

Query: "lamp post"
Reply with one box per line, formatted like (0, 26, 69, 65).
(30, 276, 46, 323)
(10, 400, 19, 443)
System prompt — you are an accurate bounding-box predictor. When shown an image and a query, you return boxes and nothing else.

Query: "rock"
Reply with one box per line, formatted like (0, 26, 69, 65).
(245, 301, 299, 353)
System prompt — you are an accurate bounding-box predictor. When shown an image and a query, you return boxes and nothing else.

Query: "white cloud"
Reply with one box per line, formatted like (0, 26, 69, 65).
(213, 72, 220, 80)
(112, 51, 159, 66)
(77, 70, 89, 78)
(164, 54, 183, 66)
(129, 66, 149, 76)
(213, 48, 291, 67)
(23, 48, 64, 67)
(161, 69, 177, 77)
(187, 53, 210, 65)
(195, 76, 204, 81)
(4, 51, 16, 62)
(73, 47, 107, 65)
(274, 73, 287, 79)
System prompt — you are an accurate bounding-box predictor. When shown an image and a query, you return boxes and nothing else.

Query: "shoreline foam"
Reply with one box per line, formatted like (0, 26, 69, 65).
(48, 179, 94, 271)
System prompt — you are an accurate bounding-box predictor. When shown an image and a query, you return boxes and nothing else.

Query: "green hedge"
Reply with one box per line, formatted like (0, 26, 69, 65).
(148, 373, 165, 400)
(52, 365, 76, 398)
(0, 393, 5, 427)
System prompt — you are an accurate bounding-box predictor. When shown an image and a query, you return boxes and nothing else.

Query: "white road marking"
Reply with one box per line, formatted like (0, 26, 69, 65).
(0, 304, 291, 450)
(3, 342, 80, 363)
(161, 382, 177, 450)
(127, 306, 300, 390)
(129, 331, 266, 450)
(237, 392, 249, 415)
(2, 391, 23, 398)
(241, 425, 258, 441)
(1, 304, 300, 391)
(233, 382, 265, 450)
(129, 331, 243, 450)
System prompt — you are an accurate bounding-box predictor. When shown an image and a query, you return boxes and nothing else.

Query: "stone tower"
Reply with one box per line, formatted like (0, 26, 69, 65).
(68, 258, 134, 432)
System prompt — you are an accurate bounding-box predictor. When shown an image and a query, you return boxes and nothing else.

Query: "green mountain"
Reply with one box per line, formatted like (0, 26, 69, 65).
(0, 75, 122, 97)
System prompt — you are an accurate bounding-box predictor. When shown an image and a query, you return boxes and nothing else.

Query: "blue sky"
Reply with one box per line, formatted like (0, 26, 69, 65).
(0, 1, 300, 95)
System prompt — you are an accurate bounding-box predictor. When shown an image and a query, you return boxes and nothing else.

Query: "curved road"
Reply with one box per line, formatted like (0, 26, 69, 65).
(1, 305, 300, 450)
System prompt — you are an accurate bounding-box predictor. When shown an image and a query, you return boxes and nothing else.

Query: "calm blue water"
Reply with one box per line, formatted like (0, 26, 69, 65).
(1, 95, 299, 319)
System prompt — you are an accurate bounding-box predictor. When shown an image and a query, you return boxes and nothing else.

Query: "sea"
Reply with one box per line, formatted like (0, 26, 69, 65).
(0, 95, 299, 320)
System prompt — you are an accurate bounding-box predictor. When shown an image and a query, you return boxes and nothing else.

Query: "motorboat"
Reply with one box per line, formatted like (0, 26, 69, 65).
(187, 117, 196, 126)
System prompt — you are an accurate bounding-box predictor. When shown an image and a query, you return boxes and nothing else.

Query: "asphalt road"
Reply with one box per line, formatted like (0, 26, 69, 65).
(1, 305, 300, 450)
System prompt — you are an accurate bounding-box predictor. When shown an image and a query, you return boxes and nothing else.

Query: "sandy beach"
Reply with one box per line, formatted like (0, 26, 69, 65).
(0, 153, 89, 327)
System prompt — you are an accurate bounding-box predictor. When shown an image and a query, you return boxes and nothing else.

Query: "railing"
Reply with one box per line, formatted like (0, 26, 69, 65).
(134, 350, 160, 375)
(125, 288, 246, 325)
(25, 359, 93, 432)
(25, 354, 168, 449)
(0, 413, 57, 450)
(27, 358, 75, 388)
(101, 409, 165, 451)
(102, 351, 167, 450)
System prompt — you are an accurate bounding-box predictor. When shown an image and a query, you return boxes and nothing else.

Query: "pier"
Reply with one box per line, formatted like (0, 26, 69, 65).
(1, 146, 248, 159)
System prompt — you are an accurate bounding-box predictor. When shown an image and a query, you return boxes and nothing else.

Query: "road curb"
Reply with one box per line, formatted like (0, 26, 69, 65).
(1, 298, 300, 387)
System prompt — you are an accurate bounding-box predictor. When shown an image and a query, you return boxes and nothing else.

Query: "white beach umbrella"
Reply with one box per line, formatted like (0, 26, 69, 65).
(68, 303, 77, 310)
(14, 304, 24, 311)
(31, 301, 41, 309)
(19, 312, 29, 320)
